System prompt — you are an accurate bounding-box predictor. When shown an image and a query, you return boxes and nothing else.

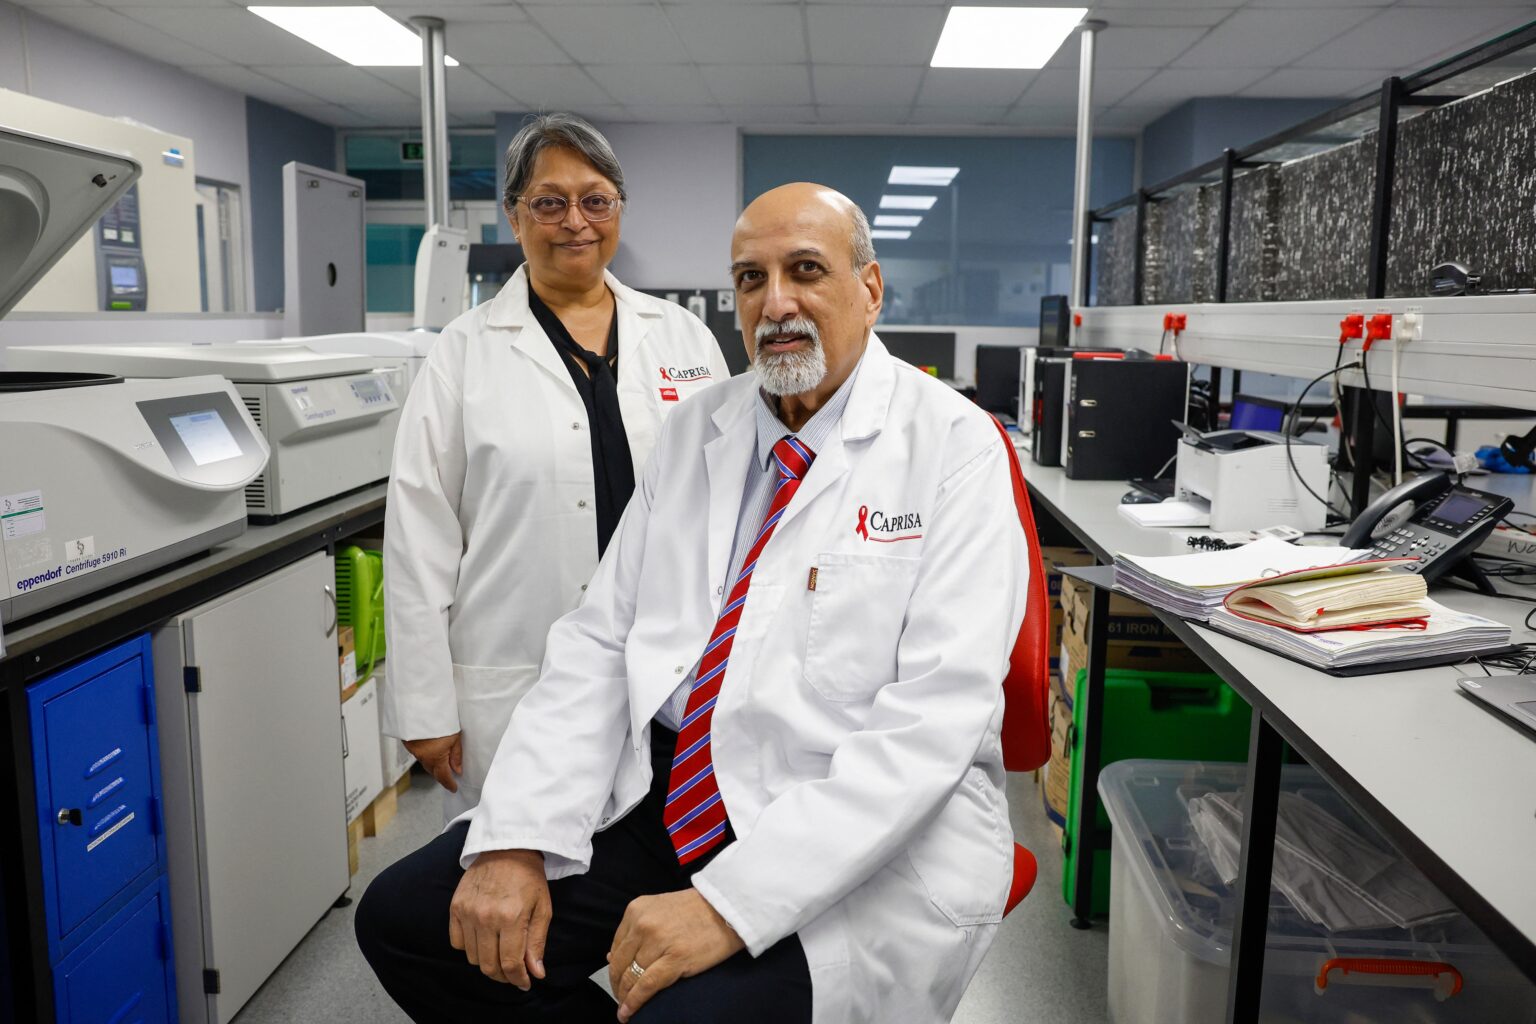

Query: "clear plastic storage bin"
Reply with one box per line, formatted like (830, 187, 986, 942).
(1099, 759, 1536, 1024)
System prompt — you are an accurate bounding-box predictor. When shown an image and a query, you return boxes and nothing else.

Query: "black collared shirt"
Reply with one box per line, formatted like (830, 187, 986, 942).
(527, 286, 635, 557)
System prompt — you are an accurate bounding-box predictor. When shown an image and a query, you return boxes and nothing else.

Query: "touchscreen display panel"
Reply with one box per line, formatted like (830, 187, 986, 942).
(169, 409, 243, 466)
(1434, 492, 1486, 525)
(110, 265, 140, 292)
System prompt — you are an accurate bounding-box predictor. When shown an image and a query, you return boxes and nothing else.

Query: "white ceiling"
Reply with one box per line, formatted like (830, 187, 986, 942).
(14, 0, 1536, 132)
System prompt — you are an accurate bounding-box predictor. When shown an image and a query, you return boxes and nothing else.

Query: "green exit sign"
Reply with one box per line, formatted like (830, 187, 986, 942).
(400, 141, 424, 162)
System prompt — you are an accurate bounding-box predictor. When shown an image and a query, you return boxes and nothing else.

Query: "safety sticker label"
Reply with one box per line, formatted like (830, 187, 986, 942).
(87, 811, 136, 853)
(1, 490, 45, 541)
(65, 536, 96, 564)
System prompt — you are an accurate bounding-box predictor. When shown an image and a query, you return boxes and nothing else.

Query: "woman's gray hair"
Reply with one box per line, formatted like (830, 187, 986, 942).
(502, 113, 626, 209)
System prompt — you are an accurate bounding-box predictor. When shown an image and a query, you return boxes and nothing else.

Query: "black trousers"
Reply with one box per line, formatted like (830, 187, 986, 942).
(356, 726, 812, 1024)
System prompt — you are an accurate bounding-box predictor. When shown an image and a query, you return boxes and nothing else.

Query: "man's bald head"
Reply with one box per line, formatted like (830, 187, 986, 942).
(735, 183, 875, 272)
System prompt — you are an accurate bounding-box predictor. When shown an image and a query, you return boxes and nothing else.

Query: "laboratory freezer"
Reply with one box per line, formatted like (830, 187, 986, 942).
(152, 551, 349, 1024)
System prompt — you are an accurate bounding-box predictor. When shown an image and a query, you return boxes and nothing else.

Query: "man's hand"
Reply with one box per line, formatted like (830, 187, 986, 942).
(606, 889, 745, 1022)
(449, 849, 551, 989)
(404, 732, 462, 792)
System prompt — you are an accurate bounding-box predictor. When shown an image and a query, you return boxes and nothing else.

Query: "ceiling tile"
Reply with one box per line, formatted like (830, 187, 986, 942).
(253, 66, 415, 106)
(999, 103, 1080, 128)
(1129, 66, 1272, 103)
(1081, 5, 1238, 27)
(283, 102, 362, 128)
(1094, 103, 1177, 131)
(915, 68, 1035, 106)
(1047, 26, 1208, 69)
(446, 107, 498, 127)
(1088, 0, 1250, 7)
(667, 4, 807, 64)
(185, 64, 328, 107)
(367, 67, 516, 105)
(814, 66, 925, 107)
(909, 104, 1010, 125)
(719, 104, 819, 124)
(567, 105, 635, 123)
(378, 4, 530, 21)
(88, 0, 249, 6)
(118, 7, 352, 65)
(700, 64, 813, 105)
(1239, 67, 1392, 99)
(1297, 7, 1533, 70)
(607, 104, 727, 122)
(475, 64, 617, 107)
(815, 104, 917, 124)
(340, 101, 426, 124)
(586, 64, 713, 106)
(29, 6, 227, 66)
(441, 21, 561, 65)
(523, 4, 689, 64)
(1176, 7, 1378, 68)
(1019, 67, 1154, 107)
(806, 5, 947, 66)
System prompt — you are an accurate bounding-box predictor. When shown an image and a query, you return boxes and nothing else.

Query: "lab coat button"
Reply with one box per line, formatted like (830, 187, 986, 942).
(675, 665, 685, 674)
(578, 499, 588, 508)
(572, 421, 581, 430)
(581, 584, 588, 591)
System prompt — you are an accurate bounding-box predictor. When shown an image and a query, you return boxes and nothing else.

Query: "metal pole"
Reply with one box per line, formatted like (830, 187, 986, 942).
(412, 16, 449, 230)
(1069, 19, 1105, 311)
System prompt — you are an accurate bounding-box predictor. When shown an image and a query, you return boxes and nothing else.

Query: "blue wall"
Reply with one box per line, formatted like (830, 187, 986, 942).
(1142, 97, 1342, 186)
(245, 98, 336, 312)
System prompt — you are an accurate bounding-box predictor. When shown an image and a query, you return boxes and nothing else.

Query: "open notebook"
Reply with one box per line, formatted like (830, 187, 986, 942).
(1113, 538, 1374, 620)
(1223, 563, 1427, 632)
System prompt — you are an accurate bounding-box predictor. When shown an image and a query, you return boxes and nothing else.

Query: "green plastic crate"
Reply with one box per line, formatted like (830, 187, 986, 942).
(1060, 668, 1252, 916)
(336, 545, 386, 681)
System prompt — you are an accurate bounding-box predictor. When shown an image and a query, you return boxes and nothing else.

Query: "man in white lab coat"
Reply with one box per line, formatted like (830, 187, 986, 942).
(357, 183, 1030, 1024)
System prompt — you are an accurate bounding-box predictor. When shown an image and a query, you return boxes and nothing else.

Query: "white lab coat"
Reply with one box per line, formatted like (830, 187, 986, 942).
(381, 265, 730, 818)
(464, 336, 1030, 1023)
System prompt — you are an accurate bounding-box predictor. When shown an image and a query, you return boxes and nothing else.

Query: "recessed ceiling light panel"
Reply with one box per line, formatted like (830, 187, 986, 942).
(880, 194, 939, 211)
(249, 6, 460, 67)
(870, 229, 913, 240)
(874, 215, 922, 228)
(889, 166, 959, 187)
(930, 6, 1086, 70)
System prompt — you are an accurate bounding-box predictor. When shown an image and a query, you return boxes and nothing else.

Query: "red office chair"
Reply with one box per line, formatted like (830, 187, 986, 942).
(990, 417, 1051, 914)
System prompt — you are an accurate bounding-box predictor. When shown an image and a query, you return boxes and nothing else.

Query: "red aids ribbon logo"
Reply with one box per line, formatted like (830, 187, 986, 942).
(856, 505, 870, 540)
(659, 366, 671, 382)
(855, 504, 924, 543)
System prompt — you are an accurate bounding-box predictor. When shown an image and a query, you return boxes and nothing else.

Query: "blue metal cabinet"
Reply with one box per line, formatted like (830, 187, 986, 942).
(52, 878, 176, 1024)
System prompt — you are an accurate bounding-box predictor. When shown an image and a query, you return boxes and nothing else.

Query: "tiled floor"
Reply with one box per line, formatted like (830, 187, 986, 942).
(231, 770, 1108, 1024)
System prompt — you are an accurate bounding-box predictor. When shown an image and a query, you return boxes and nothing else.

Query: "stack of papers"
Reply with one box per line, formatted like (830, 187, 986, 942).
(1113, 538, 1365, 620)
(1224, 567, 1428, 631)
(1209, 598, 1511, 671)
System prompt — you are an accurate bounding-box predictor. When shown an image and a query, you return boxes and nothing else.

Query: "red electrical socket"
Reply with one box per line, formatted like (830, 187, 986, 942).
(1162, 312, 1187, 334)
(1339, 313, 1364, 343)
(1363, 312, 1393, 351)
(1072, 312, 1082, 327)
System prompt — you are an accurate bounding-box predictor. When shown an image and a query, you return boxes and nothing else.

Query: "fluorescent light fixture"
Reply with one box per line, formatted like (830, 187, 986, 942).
(880, 194, 938, 211)
(248, 6, 459, 66)
(870, 229, 913, 240)
(889, 166, 959, 187)
(875, 215, 922, 228)
(931, 6, 1087, 70)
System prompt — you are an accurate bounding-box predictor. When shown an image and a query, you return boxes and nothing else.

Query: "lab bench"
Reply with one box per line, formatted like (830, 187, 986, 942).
(0, 485, 385, 1024)
(1018, 457, 1536, 1021)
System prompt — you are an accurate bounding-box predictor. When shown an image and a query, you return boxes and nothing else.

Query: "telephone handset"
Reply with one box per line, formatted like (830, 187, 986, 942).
(1341, 471, 1512, 592)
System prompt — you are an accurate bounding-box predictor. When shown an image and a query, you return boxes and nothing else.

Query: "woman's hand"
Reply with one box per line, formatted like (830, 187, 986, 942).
(404, 732, 463, 792)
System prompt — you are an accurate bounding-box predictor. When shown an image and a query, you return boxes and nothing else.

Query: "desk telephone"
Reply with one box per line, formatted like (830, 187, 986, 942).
(1339, 472, 1512, 593)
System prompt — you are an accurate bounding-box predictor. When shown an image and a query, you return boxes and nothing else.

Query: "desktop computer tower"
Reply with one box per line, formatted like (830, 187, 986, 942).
(1065, 359, 1190, 480)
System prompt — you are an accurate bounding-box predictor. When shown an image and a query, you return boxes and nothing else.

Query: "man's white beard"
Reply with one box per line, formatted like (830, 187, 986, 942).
(754, 318, 828, 397)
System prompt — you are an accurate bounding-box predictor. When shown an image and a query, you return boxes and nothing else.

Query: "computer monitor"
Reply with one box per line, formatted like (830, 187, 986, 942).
(974, 345, 1023, 417)
(881, 331, 957, 379)
(1040, 295, 1070, 347)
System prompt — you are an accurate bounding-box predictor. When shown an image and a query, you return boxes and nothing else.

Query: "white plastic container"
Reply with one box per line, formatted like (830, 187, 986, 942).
(1100, 760, 1535, 1024)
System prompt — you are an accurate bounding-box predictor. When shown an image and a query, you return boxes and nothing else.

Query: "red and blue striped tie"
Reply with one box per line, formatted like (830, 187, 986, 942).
(664, 436, 816, 864)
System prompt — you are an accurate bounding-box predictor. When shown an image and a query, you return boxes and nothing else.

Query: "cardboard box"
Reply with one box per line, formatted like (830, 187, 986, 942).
(1039, 545, 1094, 668)
(343, 678, 384, 825)
(338, 625, 358, 699)
(1059, 576, 1205, 685)
(374, 660, 415, 786)
(1041, 686, 1074, 827)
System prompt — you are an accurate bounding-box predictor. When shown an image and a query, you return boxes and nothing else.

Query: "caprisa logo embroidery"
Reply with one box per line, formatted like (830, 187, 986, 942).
(659, 365, 713, 382)
(856, 505, 924, 543)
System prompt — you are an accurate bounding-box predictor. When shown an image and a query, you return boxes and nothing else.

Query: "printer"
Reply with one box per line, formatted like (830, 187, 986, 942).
(8, 343, 399, 518)
(0, 126, 269, 623)
(1175, 429, 1330, 531)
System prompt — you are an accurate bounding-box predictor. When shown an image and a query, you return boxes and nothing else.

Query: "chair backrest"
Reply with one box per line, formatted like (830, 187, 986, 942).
(990, 416, 1051, 773)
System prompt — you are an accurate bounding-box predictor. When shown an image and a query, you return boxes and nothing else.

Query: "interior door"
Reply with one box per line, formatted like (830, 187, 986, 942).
(181, 551, 346, 1023)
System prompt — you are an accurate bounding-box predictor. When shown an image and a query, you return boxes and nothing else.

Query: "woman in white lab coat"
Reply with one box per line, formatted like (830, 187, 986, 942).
(382, 113, 729, 818)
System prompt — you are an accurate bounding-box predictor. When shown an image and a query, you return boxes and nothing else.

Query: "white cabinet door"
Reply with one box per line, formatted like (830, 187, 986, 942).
(157, 551, 347, 1024)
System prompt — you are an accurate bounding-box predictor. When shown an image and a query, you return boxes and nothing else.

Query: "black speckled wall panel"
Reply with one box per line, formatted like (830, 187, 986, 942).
(1388, 70, 1536, 296)
(1226, 166, 1281, 302)
(1272, 137, 1374, 300)
(1095, 208, 1138, 307)
(1144, 187, 1218, 304)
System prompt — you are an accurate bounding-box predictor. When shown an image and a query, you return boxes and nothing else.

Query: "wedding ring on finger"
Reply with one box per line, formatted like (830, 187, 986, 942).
(628, 960, 646, 979)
